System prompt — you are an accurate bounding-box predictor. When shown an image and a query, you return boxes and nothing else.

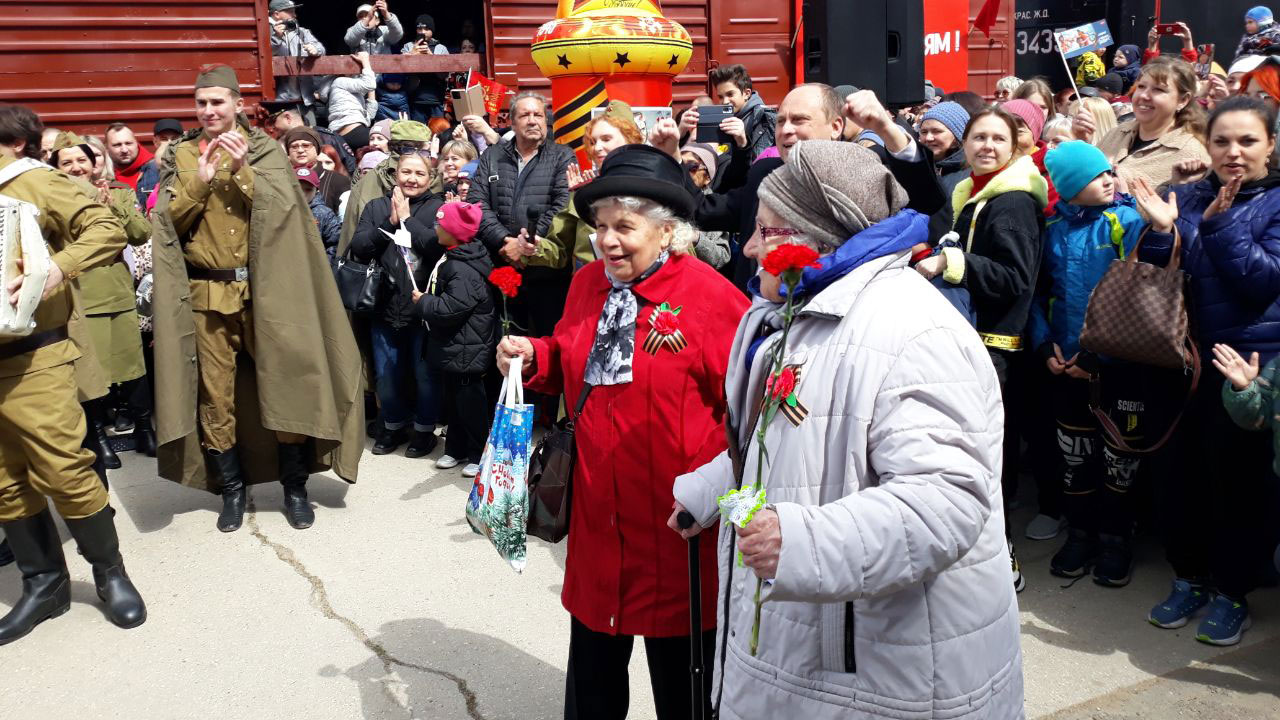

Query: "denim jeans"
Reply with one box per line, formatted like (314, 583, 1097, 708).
(369, 320, 439, 431)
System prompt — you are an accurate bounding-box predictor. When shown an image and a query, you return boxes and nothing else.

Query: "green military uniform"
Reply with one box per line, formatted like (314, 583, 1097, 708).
(166, 126, 305, 452)
(79, 184, 149, 384)
(0, 155, 124, 523)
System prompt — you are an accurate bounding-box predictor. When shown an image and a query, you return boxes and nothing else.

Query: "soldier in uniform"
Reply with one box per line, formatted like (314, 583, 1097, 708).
(49, 132, 155, 464)
(152, 66, 365, 533)
(0, 104, 146, 645)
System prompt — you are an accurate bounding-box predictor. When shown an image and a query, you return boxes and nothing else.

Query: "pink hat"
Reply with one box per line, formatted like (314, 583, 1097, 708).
(1001, 99, 1045, 141)
(436, 202, 483, 243)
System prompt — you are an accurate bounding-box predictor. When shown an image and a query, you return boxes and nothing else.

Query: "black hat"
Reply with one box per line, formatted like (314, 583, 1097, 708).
(415, 14, 435, 31)
(153, 118, 184, 135)
(574, 144, 696, 221)
(1090, 72, 1124, 96)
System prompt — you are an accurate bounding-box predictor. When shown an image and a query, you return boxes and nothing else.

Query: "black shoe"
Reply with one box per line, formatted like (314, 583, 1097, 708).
(0, 538, 12, 567)
(1050, 528, 1099, 578)
(404, 429, 438, 459)
(131, 413, 157, 457)
(64, 507, 146, 629)
(209, 447, 247, 532)
(84, 400, 122, 470)
(278, 442, 315, 530)
(113, 414, 135, 433)
(372, 425, 409, 455)
(1093, 533, 1134, 587)
(0, 510, 72, 645)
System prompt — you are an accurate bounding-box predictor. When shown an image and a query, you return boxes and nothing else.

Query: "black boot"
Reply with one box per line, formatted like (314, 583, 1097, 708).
(84, 399, 121, 470)
(131, 410, 157, 457)
(0, 537, 12, 567)
(278, 443, 315, 530)
(209, 448, 247, 532)
(405, 428, 438, 459)
(63, 507, 146, 629)
(0, 509, 72, 645)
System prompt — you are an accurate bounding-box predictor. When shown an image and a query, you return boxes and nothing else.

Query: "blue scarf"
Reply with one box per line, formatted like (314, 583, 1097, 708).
(744, 209, 928, 370)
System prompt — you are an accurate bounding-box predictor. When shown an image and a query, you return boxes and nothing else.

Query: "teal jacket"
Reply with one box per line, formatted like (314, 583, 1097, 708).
(1222, 355, 1280, 477)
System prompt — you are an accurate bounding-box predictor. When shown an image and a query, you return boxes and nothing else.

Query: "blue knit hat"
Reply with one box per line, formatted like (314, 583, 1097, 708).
(920, 102, 970, 143)
(1247, 6, 1274, 25)
(1045, 141, 1113, 204)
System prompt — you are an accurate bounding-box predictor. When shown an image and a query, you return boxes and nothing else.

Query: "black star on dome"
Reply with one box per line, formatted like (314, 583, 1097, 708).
(556, 53, 572, 69)
(614, 52, 631, 68)
(667, 53, 680, 68)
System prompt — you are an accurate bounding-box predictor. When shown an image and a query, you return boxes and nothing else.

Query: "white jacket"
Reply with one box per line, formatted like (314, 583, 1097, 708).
(674, 251, 1023, 720)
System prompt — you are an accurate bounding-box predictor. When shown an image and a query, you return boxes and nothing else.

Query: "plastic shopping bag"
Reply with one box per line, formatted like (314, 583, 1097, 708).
(466, 356, 534, 572)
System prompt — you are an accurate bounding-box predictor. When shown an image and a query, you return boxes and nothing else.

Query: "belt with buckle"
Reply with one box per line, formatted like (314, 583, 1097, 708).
(0, 326, 70, 361)
(187, 264, 249, 282)
(980, 333, 1023, 351)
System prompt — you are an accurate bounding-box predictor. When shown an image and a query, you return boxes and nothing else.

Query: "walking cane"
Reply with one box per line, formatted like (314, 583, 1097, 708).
(677, 511, 706, 720)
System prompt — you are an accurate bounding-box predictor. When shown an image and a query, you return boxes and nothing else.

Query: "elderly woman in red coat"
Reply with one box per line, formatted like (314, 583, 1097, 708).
(498, 144, 748, 720)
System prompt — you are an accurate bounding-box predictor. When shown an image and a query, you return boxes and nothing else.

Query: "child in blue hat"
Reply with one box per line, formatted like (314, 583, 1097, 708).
(1028, 140, 1152, 588)
(1237, 6, 1280, 57)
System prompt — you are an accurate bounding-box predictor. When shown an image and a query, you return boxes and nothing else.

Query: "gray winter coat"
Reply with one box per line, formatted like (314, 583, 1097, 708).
(674, 251, 1023, 720)
(344, 14, 404, 54)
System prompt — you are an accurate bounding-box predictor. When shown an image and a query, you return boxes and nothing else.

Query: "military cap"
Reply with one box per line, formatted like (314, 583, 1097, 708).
(195, 64, 241, 95)
(390, 120, 432, 142)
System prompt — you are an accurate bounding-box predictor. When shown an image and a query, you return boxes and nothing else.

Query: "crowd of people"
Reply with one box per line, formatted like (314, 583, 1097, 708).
(4, 6, 1280, 720)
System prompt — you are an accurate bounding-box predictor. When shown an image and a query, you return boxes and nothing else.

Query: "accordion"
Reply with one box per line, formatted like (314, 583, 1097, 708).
(0, 194, 50, 337)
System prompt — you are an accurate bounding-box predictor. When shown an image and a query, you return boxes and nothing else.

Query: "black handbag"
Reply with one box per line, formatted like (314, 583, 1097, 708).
(332, 247, 383, 314)
(526, 385, 592, 543)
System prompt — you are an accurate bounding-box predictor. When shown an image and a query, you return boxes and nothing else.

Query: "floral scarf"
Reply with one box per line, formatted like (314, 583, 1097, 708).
(583, 251, 669, 386)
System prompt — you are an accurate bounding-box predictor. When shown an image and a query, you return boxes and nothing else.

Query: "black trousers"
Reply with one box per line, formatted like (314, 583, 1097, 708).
(988, 349, 1021, 534)
(1050, 364, 1174, 536)
(564, 617, 715, 720)
(1160, 363, 1280, 599)
(442, 371, 488, 463)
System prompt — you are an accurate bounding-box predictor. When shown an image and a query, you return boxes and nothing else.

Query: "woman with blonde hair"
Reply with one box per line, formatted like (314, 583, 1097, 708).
(1012, 77, 1054, 119)
(1076, 57, 1209, 190)
(1070, 96, 1118, 145)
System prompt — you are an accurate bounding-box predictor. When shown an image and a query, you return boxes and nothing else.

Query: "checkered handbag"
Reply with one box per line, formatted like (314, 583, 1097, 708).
(1079, 227, 1199, 453)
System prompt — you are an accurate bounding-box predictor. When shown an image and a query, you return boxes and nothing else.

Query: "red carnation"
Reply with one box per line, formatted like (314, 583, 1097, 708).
(488, 267, 523, 298)
(653, 310, 680, 335)
(762, 243, 821, 277)
(770, 366, 797, 400)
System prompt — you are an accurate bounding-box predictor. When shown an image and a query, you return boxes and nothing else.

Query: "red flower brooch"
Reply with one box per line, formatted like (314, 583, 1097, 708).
(643, 301, 688, 355)
(764, 364, 809, 426)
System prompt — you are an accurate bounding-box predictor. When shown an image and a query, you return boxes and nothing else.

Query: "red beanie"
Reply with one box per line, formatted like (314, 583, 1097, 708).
(436, 202, 483, 243)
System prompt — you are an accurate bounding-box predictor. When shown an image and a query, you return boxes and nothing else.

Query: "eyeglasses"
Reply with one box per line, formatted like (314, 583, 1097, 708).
(756, 222, 802, 240)
(682, 160, 708, 175)
(389, 140, 427, 155)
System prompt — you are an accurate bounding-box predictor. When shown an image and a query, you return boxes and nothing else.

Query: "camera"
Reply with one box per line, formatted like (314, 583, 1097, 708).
(282, 19, 298, 31)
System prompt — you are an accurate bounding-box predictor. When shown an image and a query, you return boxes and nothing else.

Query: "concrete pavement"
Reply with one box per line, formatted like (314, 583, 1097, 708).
(1, 442, 1277, 719)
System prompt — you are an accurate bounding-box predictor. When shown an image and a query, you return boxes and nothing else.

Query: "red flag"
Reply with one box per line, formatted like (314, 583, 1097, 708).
(469, 71, 514, 119)
(972, 0, 1001, 38)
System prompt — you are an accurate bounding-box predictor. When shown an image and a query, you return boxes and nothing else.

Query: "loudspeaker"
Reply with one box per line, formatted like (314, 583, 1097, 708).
(803, 0, 925, 107)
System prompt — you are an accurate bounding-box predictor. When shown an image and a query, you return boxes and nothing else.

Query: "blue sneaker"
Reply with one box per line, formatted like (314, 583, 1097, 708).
(1148, 579, 1210, 629)
(1196, 595, 1252, 646)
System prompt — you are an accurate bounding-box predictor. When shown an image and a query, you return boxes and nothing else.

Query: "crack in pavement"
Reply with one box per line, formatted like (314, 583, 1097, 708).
(245, 495, 486, 720)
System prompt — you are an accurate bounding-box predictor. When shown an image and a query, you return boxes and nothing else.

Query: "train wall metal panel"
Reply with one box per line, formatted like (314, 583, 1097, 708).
(0, 0, 272, 141)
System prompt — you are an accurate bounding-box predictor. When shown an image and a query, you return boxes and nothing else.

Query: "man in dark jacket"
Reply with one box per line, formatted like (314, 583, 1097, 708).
(413, 202, 494, 477)
(469, 91, 574, 337)
(106, 123, 159, 207)
(693, 84, 944, 291)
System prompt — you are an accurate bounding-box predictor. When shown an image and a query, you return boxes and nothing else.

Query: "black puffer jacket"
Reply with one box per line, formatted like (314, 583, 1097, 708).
(469, 138, 575, 282)
(414, 241, 497, 374)
(350, 190, 445, 328)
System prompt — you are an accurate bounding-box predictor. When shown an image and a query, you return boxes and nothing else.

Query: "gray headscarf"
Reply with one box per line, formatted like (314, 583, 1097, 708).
(756, 140, 909, 248)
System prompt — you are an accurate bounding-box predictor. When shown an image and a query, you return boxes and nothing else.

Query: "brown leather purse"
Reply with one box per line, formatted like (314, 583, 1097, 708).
(1078, 228, 1200, 453)
(525, 385, 592, 543)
